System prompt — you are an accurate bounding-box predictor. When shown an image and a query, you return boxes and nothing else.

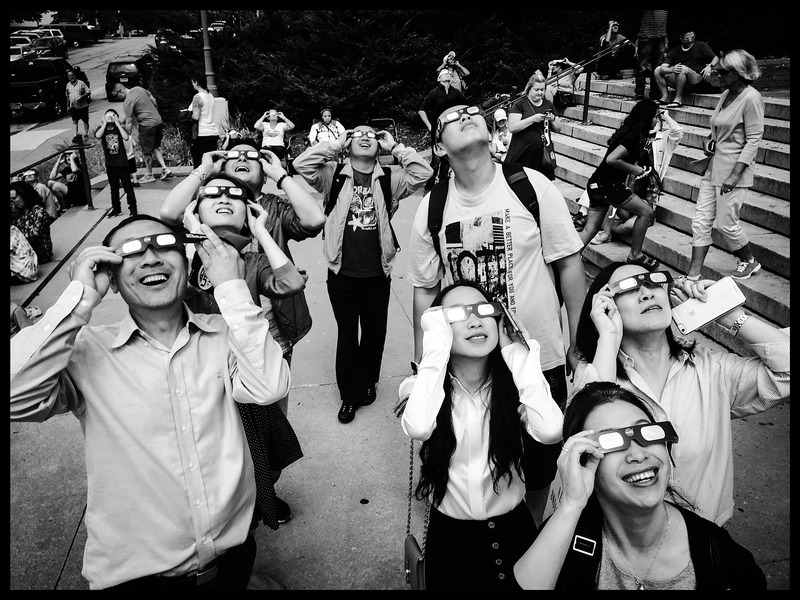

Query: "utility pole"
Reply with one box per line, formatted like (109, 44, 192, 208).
(200, 10, 218, 97)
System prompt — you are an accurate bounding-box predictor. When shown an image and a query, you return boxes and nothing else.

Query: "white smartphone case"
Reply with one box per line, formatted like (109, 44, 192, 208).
(671, 276, 746, 334)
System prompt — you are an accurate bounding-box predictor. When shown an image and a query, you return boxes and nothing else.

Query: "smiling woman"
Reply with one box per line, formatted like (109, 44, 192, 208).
(513, 381, 766, 590)
(399, 280, 563, 590)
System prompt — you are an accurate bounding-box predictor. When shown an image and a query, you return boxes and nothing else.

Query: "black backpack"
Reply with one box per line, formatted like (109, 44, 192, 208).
(327, 162, 399, 250)
(427, 162, 563, 304)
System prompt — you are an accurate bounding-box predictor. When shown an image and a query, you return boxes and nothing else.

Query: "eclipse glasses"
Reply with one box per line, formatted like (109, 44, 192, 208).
(608, 271, 673, 296)
(588, 421, 679, 454)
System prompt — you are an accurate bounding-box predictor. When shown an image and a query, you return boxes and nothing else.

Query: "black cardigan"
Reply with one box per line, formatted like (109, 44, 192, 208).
(551, 498, 767, 590)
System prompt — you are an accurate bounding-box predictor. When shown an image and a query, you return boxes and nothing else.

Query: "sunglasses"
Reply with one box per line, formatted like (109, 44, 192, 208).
(589, 421, 679, 453)
(198, 185, 247, 200)
(350, 130, 377, 139)
(225, 149, 261, 160)
(608, 271, 672, 296)
(435, 106, 483, 142)
(713, 68, 731, 76)
(114, 233, 186, 257)
(443, 301, 503, 323)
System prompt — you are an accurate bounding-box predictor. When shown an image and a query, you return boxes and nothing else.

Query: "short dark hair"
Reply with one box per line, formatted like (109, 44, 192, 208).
(105, 108, 119, 116)
(102, 214, 179, 248)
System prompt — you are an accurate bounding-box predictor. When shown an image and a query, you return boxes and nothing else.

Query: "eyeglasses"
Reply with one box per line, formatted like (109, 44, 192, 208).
(589, 421, 679, 453)
(225, 149, 261, 160)
(350, 130, 377, 139)
(198, 185, 247, 199)
(608, 271, 672, 296)
(442, 301, 503, 323)
(435, 106, 483, 142)
(114, 233, 185, 257)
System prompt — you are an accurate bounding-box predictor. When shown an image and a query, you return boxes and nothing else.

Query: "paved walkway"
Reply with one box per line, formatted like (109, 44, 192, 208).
(9, 169, 790, 589)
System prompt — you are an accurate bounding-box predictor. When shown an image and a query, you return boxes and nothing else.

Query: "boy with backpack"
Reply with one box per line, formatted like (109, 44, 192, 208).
(292, 124, 432, 424)
(406, 104, 586, 525)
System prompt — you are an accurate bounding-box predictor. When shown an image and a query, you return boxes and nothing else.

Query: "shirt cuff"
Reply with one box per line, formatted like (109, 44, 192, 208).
(213, 279, 252, 309)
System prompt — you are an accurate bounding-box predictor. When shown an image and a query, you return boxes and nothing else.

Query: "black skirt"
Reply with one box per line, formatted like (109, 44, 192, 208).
(424, 500, 537, 590)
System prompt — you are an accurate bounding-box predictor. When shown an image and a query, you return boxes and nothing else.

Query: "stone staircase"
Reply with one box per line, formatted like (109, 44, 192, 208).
(549, 76, 790, 355)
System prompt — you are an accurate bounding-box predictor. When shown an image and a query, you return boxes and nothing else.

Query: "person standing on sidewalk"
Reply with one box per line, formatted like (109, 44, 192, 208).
(161, 141, 325, 522)
(112, 82, 173, 183)
(65, 68, 91, 144)
(293, 124, 433, 424)
(189, 76, 221, 169)
(10, 215, 291, 589)
(95, 108, 138, 218)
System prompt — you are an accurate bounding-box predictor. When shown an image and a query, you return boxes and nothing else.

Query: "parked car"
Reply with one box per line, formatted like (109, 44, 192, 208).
(10, 44, 37, 62)
(10, 34, 38, 46)
(30, 28, 65, 40)
(105, 54, 153, 101)
(49, 23, 95, 47)
(10, 56, 73, 118)
(30, 35, 68, 59)
(11, 30, 43, 40)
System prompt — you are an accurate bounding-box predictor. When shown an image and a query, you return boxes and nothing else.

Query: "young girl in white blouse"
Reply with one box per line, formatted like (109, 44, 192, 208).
(400, 281, 563, 590)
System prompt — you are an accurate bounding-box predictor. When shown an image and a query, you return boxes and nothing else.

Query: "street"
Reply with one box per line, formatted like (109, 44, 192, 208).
(10, 36, 151, 173)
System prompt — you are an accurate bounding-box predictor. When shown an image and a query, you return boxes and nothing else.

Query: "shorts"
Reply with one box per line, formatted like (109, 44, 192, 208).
(69, 106, 89, 123)
(264, 145, 286, 160)
(128, 157, 137, 174)
(665, 67, 704, 87)
(137, 124, 163, 155)
(586, 180, 634, 209)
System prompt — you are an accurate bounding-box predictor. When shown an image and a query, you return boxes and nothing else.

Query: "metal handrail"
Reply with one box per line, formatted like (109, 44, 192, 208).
(11, 142, 96, 210)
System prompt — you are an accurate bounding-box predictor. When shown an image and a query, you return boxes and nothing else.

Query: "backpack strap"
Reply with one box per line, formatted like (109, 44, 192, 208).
(502, 162, 540, 227)
(427, 177, 450, 265)
(324, 163, 347, 216)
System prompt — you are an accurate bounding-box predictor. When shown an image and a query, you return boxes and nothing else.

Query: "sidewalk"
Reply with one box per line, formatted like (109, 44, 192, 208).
(9, 170, 790, 589)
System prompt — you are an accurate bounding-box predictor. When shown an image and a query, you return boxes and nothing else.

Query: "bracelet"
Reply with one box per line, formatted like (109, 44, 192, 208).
(190, 167, 207, 182)
(276, 173, 289, 190)
(390, 142, 401, 152)
(728, 312, 750, 337)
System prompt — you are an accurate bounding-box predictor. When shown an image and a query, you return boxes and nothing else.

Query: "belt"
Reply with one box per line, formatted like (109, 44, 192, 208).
(155, 550, 229, 587)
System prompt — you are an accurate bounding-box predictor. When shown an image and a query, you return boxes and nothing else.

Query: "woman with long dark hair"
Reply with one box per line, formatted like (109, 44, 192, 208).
(570, 260, 789, 526)
(579, 99, 661, 268)
(400, 280, 563, 589)
(514, 381, 765, 590)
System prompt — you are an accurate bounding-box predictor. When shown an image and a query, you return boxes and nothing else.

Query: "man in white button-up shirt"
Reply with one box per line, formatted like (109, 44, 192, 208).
(10, 215, 290, 589)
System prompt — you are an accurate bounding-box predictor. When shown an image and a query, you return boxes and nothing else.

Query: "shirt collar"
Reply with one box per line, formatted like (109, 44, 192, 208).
(111, 303, 219, 348)
(617, 346, 694, 370)
(448, 372, 493, 396)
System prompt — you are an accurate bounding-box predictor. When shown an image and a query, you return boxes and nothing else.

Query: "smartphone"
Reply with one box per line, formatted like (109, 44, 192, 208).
(497, 300, 530, 350)
(671, 276, 746, 334)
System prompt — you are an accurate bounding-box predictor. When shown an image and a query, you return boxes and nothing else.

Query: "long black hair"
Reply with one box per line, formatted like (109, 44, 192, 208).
(606, 99, 659, 166)
(414, 281, 526, 508)
(574, 261, 695, 381)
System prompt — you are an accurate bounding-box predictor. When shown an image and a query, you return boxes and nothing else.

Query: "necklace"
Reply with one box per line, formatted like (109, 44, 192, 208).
(604, 505, 671, 590)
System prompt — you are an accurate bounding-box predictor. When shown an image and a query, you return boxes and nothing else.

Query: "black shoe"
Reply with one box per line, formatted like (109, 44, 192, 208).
(275, 496, 292, 524)
(361, 385, 377, 406)
(337, 401, 357, 424)
(107, 209, 122, 218)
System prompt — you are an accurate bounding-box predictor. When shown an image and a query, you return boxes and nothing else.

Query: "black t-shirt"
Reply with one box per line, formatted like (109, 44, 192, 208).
(340, 169, 383, 277)
(100, 124, 129, 168)
(589, 131, 652, 184)
(61, 166, 87, 206)
(420, 84, 467, 143)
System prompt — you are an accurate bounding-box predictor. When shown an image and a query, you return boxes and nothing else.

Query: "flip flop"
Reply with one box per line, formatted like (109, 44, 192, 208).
(655, 99, 669, 106)
(666, 101, 683, 109)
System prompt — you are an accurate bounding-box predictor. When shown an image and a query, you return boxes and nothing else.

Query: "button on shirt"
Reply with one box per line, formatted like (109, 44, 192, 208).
(572, 335, 790, 526)
(10, 279, 291, 589)
(402, 338, 563, 520)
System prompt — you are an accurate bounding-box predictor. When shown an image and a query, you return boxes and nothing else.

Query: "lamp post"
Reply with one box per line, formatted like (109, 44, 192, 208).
(200, 10, 218, 97)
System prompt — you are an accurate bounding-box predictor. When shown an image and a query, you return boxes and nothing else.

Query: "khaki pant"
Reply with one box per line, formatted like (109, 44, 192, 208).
(691, 178, 749, 251)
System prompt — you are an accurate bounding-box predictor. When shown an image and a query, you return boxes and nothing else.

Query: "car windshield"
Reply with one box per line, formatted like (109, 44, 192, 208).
(32, 38, 54, 47)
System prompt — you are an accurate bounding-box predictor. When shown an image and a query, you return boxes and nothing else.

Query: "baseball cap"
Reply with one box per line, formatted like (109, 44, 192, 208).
(494, 109, 508, 122)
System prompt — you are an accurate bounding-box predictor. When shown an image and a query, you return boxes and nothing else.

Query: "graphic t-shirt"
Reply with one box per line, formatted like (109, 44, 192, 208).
(340, 169, 382, 277)
(261, 122, 290, 148)
(100, 124, 129, 168)
(407, 164, 583, 370)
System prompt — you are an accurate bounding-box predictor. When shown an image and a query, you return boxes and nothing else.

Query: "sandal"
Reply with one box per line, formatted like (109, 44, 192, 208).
(572, 211, 588, 232)
(665, 101, 683, 109)
(626, 254, 660, 269)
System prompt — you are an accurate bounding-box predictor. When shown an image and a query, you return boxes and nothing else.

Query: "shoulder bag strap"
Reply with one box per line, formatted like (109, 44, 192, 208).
(407, 439, 431, 552)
